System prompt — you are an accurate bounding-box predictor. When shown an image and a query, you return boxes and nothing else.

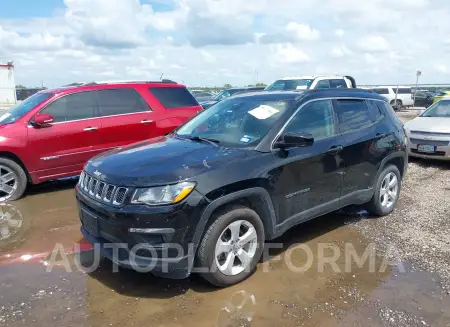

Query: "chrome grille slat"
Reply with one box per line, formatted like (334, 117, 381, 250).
(113, 187, 128, 205)
(79, 172, 128, 205)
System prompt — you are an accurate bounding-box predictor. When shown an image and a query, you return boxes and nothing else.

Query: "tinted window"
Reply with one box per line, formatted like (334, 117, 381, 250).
(366, 100, 384, 121)
(285, 100, 336, 140)
(329, 79, 348, 89)
(0, 92, 53, 124)
(97, 88, 149, 116)
(149, 87, 198, 109)
(393, 88, 411, 94)
(371, 88, 389, 95)
(315, 80, 330, 89)
(336, 99, 372, 133)
(41, 91, 96, 123)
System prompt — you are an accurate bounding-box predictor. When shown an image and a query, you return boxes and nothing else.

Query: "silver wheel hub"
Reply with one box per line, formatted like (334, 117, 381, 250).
(215, 220, 258, 276)
(0, 165, 18, 202)
(379, 172, 399, 209)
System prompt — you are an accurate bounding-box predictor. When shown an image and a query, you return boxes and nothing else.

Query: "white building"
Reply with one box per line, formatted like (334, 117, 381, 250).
(0, 62, 16, 111)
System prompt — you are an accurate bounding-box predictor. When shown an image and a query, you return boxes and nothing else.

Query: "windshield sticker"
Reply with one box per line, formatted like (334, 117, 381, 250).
(248, 105, 279, 120)
(240, 136, 251, 143)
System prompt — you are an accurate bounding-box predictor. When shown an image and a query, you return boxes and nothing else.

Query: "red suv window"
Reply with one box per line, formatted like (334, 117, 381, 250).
(149, 87, 198, 109)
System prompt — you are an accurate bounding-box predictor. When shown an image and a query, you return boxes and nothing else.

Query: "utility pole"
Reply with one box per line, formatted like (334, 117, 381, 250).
(413, 70, 421, 108)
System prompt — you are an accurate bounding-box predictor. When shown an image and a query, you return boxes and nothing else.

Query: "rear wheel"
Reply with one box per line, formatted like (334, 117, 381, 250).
(0, 158, 27, 202)
(366, 165, 401, 216)
(197, 205, 265, 287)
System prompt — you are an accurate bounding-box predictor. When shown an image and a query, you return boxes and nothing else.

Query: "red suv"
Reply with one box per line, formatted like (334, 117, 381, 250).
(0, 80, 202, 201)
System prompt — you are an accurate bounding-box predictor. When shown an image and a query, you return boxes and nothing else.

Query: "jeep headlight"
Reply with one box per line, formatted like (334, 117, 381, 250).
(131, 182, 196, 206)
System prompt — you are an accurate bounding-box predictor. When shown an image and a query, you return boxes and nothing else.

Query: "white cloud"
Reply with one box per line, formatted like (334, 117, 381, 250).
(434, 64, 448, 74)
(1, 0, 449, 87)
(286, 22, 320, 41)
(335, 29, 345, 37)
(271, 43, 310, 64)
(330, 44, 352, 58)
(357, 35, 390, 52)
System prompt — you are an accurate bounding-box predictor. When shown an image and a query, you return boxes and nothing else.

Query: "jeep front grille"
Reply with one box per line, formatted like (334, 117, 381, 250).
(78, 171, 129, 205)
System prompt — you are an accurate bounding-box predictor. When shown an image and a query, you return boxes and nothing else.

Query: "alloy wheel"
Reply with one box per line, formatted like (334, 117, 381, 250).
(214, 220, 258, 276)
(379, 172, 399, 209)
(0, 166, 18, 202)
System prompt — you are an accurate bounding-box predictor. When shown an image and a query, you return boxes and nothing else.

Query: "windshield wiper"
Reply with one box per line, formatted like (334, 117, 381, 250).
(184, 135, 220, 146)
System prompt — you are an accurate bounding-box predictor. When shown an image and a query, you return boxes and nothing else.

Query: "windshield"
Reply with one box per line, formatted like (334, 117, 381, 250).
(0, 92, 53, 124)
(421, 100, 450, 117)
(176, 97, 290, 147)
(212, 90, 232, 101)
(265, 79, 313, 91)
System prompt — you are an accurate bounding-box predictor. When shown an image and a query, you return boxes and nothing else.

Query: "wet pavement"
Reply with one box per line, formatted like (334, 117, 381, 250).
(0, 113, 449, 327)
(0, 173, 449, 327)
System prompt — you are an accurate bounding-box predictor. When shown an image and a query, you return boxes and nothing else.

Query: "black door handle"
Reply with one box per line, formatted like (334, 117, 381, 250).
(327, 145, 343, 154)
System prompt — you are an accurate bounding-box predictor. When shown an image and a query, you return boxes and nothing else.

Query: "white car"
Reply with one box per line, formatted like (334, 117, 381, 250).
(368, 86, 414, 108)
(265, 75, 356, 91)
(404, 99, 450, 160)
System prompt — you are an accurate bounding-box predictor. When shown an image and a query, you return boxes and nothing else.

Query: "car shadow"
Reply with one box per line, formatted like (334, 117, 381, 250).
(409, 157, 450, 169)
(81, 207, 365, 299)
(24, 177, 79, 197)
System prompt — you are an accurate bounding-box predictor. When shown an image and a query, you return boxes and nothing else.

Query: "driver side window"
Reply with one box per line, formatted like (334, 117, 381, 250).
(285, 100, 336, 141)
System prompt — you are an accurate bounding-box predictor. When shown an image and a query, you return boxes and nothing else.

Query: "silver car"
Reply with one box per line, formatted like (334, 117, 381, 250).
(404, 99, 450, 160)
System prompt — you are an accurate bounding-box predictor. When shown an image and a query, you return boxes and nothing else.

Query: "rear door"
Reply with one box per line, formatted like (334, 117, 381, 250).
(334, 99, 381, 204)
(27, 91, 102, 180)
(96, 87, 158, 150)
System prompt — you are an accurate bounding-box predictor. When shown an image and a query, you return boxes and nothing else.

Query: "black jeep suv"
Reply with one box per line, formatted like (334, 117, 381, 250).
(76, 89, 408, 287)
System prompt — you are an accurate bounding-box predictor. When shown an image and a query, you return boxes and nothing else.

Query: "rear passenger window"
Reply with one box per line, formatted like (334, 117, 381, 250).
(336, 99, 373, 133)
(366, 100, 384, 121)
(395, 88, 411, 94)
(149, 87, 198, 109)
(315, 80, 330, 89)
(41, 91, 96, 123)
(329, 79, 348, 89)
(97, 88, 150, 116)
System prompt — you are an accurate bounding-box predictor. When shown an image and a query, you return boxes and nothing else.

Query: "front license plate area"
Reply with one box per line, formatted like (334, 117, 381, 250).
(81, 208, 100, 237)
(418, 144, 436, 153)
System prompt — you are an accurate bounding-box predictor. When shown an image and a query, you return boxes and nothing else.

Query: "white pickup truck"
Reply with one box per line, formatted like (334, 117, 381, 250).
(265, 75, 356, 91)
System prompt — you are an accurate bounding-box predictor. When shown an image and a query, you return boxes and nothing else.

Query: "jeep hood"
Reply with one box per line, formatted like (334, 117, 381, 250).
(84, 136, 247, 187)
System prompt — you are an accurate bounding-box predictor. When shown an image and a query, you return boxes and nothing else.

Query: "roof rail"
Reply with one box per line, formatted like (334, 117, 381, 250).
(80, 79, 178, 86)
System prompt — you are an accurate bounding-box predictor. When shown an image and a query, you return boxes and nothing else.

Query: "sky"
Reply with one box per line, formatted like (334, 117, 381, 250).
(0, 0, 449, 88)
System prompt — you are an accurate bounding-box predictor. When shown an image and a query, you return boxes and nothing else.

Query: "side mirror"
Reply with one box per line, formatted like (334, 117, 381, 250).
(275, 132, 314, 149)
(33, 113, 54, 127)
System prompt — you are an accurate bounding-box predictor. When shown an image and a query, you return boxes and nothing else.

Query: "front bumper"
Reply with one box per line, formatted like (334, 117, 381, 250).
(76, 187, 208, 279)
(408, 135, 450, 160)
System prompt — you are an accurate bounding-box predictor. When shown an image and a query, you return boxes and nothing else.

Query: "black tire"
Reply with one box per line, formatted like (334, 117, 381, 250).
(0, 158, 27, 201)
(366, 165, 402, 216)
(197, 204, 265, 287)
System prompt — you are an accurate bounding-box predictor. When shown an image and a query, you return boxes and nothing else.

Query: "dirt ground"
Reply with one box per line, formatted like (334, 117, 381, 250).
(0, 111, 449, 327)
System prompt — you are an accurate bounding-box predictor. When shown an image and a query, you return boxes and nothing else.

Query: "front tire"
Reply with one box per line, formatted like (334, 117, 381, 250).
(0, 158, 27, 202)
(367, 165, 401, 216)
(197, 205, 265, 287)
